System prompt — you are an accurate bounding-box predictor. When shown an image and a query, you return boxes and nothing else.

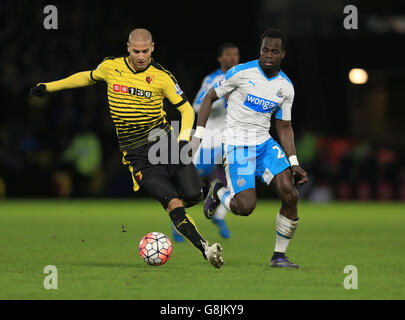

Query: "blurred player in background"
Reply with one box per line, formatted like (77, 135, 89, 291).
(172, 43, 239, 242)
(190, 29, 308, 268)
(29, 28, 224, 268)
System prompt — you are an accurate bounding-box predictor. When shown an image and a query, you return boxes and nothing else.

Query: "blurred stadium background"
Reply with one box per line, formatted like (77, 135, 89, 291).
(1, 0, 404, 202)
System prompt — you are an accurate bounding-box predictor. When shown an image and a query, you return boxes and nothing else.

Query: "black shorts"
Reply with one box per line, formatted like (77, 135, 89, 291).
(122, 133, 203, 209)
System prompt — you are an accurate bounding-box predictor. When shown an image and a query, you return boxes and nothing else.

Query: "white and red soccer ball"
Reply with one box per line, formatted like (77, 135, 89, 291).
(139, 232, 173, 266)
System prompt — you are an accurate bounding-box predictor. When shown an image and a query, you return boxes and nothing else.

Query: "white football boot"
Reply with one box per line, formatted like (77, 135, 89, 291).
(202, 241, 224, 268)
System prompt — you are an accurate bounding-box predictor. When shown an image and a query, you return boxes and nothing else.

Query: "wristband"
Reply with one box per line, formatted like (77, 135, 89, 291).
(288, 155, 299, 166)
(194, 126, 205, 139)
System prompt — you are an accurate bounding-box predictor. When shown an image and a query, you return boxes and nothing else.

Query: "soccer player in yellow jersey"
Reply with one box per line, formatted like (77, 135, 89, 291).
(30, 28, 224, 268)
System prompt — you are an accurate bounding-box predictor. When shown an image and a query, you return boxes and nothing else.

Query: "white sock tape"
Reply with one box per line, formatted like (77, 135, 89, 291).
(276, 213, 298, 239)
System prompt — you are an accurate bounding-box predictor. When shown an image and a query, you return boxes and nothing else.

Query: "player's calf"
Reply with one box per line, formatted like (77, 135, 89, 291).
(272, 169, 299, 220)
(204, 180, 257, 218)
(168, 204, 207, 257)
(279, 187, 299, 220)
(169, 205, 224, 268)
(270, 169, 300, 267)
(232, 190, 256, 216)
(218, 187, 256, 217)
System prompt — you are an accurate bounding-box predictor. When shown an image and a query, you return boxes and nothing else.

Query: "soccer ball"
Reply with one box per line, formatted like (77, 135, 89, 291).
(138, 232, 173, 266)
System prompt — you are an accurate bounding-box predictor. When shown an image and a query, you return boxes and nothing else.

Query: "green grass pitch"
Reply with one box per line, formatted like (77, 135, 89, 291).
(0, 199, 404, 300)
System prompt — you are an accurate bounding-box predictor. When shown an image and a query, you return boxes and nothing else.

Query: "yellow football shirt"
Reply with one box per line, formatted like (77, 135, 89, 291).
(90, 56, 188, 151)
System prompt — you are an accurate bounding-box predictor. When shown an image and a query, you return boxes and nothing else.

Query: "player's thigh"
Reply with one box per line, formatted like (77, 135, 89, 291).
(122, 140, 182, 209)
(141, 170, 180, 210)
(223, 144, 256, 196)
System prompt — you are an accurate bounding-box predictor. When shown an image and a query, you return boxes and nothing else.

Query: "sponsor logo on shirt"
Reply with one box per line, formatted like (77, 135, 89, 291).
(112, 84, 152, 98)
(243, 94, 278, 113)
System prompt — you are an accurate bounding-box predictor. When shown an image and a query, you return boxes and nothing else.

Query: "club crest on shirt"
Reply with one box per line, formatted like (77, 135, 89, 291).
(146, 76, 152, 84)
(276, 88, 285, 98)
(237, 176, 246, 187)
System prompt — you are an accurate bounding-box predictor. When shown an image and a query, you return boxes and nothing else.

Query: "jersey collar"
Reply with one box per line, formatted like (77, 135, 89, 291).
(255, 59, 280, 81)
(124, 56, 152, 74)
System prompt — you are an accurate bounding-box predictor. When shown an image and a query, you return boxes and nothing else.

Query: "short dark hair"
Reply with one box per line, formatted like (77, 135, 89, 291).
(260, 28, 287, 50)
(217, 42, 238, 57)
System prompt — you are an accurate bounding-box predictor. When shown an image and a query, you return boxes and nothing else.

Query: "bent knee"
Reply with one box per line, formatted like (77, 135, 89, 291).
(236, 200, 256, 216)
(282, 187, 299, 206)
(182, 191, 203, 208)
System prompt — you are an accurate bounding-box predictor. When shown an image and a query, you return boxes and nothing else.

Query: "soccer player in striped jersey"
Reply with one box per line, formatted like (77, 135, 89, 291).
(190, 29, 308, 268)
(172, 43, 239, 242)
(30, 28, 224, 268)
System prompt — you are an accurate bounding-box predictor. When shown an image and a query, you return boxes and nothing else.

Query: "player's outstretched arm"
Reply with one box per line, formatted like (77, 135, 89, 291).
(275, 119, 308, 185)
(189, 87, 219, 154)
(29, 71, 97, 97)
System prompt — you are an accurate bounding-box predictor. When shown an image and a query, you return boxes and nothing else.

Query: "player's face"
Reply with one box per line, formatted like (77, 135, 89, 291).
(218, 47, 240, 71)
(259, 38, 285, 72)
(127, 40, 154, 71)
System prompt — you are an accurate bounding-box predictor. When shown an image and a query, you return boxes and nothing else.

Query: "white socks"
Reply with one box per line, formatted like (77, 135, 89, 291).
(217, 187, 232, 212)
(274, 212, 299, 253)
(214, 203, 227, 220)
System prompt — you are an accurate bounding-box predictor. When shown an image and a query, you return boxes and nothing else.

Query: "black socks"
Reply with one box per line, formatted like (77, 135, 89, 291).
(169, 207, 206, 257)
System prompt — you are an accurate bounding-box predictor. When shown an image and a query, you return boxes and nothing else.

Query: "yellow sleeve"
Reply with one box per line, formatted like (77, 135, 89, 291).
(90, 59, 110, 81)
(162, 72, 187, 106)
(40, 58, 111, 92)
(161, 72, 193, 141)
(40, 71, 96, 92)
(177, 101, 195, 141)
